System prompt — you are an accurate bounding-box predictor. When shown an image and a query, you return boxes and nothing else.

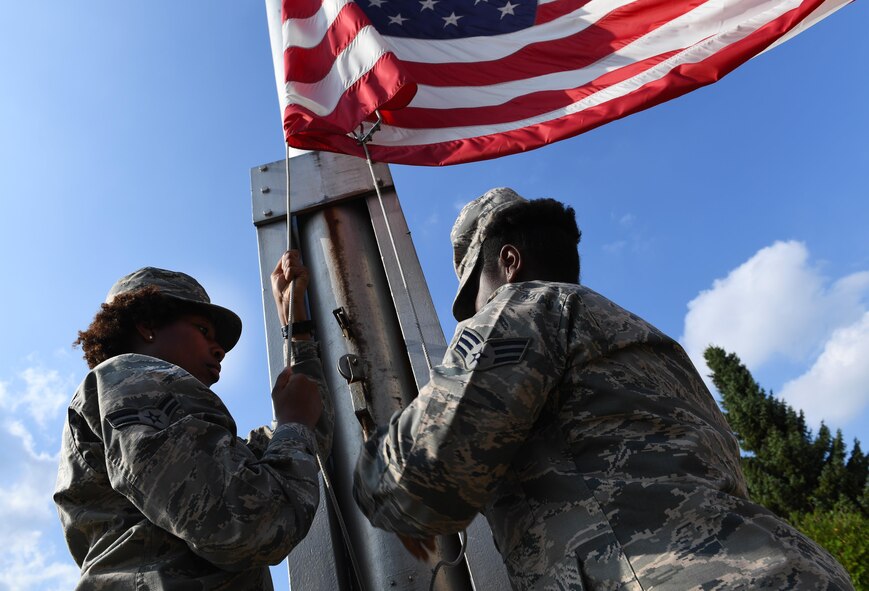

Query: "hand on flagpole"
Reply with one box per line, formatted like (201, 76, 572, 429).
(271, 249, 309, 329)
(271, 366, 322, 429)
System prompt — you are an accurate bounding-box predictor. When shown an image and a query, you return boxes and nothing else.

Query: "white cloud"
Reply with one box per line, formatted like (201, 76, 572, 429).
(0, 362, 79, 591)
(0, 366, 72, 427)
(778, 312, 869, 424)
(681, 240, 869, 430)
(7, 419, 56, 462)
(0, 452, 79, 591)
(0, 530, 78, 591)
(0, 420, 62, 529)
(601, 212, 651, 256)
(602, 240, 627, 254)
(682, 241, 868, 369)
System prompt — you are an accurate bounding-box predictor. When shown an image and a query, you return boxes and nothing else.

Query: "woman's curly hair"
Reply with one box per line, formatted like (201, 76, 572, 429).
(74, 286, 191, 369)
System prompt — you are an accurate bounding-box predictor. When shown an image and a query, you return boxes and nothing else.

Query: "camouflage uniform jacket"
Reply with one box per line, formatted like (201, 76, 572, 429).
(354, 282, 853, 590)
(54, 340, 331, 590)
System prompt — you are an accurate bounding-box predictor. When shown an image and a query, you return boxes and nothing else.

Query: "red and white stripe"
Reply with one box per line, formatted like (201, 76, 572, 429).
(281, 0, 851, 166)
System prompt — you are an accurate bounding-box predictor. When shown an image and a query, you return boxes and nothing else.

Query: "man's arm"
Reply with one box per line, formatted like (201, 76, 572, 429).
(353, 284, 571, 537)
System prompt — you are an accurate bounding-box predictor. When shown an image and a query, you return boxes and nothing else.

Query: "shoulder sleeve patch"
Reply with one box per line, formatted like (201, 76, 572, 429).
(105, 395, 180, 431)
(452, 327, 530, 371)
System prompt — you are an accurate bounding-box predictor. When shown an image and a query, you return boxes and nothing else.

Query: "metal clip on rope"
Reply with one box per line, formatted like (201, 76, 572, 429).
(353, 114, 469, 591)
(354, 113, 434, 371)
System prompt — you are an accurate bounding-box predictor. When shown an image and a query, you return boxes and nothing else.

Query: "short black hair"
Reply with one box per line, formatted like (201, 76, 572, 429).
(74, 287, 211, 369)
(481, 198, 581, 283)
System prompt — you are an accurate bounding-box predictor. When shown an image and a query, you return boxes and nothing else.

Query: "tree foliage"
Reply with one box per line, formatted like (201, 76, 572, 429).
(704, 346, 868, 588)
(704, 346, 867, 516)
(789, 507, 868, 590)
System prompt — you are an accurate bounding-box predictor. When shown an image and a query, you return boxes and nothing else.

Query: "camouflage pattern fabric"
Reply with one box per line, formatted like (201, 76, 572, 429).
(354, 282, 854, 590)
(54, 340, 331, 590)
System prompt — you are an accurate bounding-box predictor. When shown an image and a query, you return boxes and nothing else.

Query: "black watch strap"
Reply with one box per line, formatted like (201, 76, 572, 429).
(282, 320, 314, 339)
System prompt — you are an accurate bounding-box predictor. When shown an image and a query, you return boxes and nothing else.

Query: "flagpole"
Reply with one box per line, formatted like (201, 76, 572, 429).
(269, 1, 364, 586)
(261, 1, 505, 588)
(282, 140, 369, 590)
(354, 116, 471, 590)
(284, 142, 295, 367)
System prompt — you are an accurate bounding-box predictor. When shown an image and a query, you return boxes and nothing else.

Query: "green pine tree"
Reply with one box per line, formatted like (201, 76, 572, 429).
(704, 346, 868, 589)
(704, 346, 867, 515)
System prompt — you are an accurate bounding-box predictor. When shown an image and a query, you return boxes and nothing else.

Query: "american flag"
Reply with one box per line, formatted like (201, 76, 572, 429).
(281, 0, 850, 166)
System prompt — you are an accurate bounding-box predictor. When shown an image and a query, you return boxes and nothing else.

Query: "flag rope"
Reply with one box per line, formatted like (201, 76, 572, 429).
(283, 142, 367, 591)
(430, 530, 468, 591)
(356, 113, 433, 372)
(355, 115, 469, 589)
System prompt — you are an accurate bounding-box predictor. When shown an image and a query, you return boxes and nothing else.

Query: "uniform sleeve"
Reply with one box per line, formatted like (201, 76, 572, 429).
(242, 425, 273, 459)
(291, 339, 334, 458)
(97, 356, 320, 571)
(243, 341, 334, 460)
(353, 285, 571, 536)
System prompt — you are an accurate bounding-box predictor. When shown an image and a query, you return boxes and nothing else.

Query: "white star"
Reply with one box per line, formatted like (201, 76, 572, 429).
(442, 12, 462, 27)
(475, 0, 489, 4)
(368, 0, 386, 8)
(419, 0, 438, 11)
(388, 13, 408, 25)
(498, 1, 518, 18)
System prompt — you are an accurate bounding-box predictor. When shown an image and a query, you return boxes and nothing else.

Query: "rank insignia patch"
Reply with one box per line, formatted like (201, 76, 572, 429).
(106, 395, 180, 430)
(452, 327, 530, 371)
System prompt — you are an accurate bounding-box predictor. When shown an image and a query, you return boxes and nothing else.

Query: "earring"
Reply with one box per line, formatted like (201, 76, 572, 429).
(148, 334, 154, 341)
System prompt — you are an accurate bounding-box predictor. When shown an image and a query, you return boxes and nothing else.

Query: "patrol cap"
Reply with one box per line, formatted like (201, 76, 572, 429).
(451, 187, 527, 322)
(106, 267, 242, 352)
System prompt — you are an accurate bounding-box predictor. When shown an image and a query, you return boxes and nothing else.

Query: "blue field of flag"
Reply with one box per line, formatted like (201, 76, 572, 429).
(358, 0, 538, 39)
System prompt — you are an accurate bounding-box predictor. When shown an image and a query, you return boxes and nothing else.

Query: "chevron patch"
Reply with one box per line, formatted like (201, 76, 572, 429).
(452, 327, 530, 371)
(106, 395, 180, 430)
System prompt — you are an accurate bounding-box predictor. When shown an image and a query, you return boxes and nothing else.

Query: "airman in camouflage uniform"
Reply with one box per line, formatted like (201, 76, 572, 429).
(354, 188, 853, 590)
(55, 258, 330, 590)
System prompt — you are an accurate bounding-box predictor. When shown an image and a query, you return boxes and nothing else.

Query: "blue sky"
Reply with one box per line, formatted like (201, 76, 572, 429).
(1, 2, 867, 589)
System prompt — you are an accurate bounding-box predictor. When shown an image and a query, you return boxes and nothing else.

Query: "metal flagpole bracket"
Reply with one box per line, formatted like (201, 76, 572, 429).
(354, 111, 383, 146)
(251, 151, 393, 226)
(336, 354, 375, 439)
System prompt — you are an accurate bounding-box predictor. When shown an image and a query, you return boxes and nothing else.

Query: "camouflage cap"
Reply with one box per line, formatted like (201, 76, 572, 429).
(105, 267, 242, 352)
(451, 187, 527, 321)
